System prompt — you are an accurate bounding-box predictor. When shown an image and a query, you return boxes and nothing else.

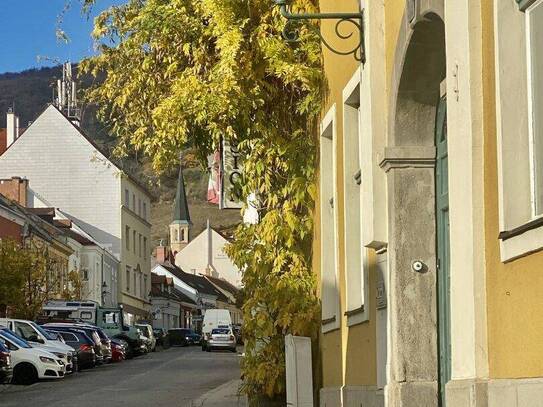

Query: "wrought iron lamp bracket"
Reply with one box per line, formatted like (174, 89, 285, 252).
(274, 0, 365, 63)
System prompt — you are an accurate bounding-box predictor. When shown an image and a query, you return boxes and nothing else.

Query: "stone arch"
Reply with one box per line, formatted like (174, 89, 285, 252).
(392, 12, 445, 147)
(382, 5, 446, 407)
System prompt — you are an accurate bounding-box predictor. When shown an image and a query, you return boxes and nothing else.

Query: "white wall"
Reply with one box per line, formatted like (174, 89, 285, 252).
(0, 106, 122, 258)
(174, 228, 242, 288)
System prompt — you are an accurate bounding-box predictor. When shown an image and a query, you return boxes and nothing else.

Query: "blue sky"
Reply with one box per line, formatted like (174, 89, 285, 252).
(0, 0, 125, 73)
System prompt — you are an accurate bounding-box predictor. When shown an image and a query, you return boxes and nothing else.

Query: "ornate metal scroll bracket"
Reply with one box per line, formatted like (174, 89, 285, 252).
(273, 0, 365, 63)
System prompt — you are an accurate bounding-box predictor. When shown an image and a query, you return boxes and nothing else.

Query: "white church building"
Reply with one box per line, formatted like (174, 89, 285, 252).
(167, 165, 242, 288)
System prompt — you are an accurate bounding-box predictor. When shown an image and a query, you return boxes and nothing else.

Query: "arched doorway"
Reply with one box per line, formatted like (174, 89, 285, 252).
(383, 9, 447, 407)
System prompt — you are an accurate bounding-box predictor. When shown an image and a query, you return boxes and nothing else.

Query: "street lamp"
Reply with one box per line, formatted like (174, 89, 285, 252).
(273, 0, 365, 62)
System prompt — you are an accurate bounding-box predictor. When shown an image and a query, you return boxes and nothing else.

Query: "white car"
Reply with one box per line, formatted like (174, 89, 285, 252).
(206, 327, 237, 353)
(135, 324, 156, 352)
(0, 329, 65, 384)
(0, 319, 75, 373)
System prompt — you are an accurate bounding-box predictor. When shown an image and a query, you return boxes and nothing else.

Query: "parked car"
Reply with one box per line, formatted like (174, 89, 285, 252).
(171, 328, 200, 345)
(168, 328, 189, 347)
(46, 328, 97, 370)
(135, 324, 156, 352)
(110, 338, 126, 362)
(0, 328, 65, 384)
(0, 318, 76, 373)
(232, 325, 243, 345)
(0, 340, 13, 384)
(205, 327, 237, 353)
(42, 323, 104, 365)
(153, 328, 169, 349)
(92, 327, 112, 363)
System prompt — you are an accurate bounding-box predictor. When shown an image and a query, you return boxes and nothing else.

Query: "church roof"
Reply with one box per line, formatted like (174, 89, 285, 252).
(172, 165, 191, 224)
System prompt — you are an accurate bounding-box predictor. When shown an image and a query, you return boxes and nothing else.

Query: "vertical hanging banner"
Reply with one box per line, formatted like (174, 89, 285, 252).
(207, 150, 221, 205)
(221, 138, 243, 209)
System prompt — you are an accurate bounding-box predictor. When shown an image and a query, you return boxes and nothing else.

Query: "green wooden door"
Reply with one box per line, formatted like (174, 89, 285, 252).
(436, 95, 451, 406)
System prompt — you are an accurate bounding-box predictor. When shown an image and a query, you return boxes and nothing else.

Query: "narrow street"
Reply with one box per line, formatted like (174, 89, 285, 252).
(0, 346, 242, 407)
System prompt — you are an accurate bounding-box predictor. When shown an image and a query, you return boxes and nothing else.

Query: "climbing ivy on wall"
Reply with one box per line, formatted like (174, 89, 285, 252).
(80, 0, 325, 398)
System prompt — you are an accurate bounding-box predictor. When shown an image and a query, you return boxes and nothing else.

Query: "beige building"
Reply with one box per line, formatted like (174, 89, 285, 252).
(312, 0, 543, 406)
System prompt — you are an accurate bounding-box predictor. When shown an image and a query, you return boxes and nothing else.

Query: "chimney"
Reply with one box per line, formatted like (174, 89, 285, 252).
(6, 108, 19, 147)
(0, 177, 28, 206)
(156, 245, 171, 264)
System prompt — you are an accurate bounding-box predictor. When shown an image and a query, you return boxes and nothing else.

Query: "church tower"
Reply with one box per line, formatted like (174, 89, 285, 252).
(170, 164, 191, 255)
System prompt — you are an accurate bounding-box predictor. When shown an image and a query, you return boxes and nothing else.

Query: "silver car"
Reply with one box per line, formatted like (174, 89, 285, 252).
(206, 328, 237, 353)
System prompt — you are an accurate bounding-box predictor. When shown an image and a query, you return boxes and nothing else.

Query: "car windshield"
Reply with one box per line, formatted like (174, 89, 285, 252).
(212, 329, 230, 335)
(31, 322, 57, 340)
(0, 329, 32, 349)
(136, 326, 149, 337)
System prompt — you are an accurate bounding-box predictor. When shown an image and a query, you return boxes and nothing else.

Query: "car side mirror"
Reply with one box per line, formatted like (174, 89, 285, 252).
(29, 335, 44, 344)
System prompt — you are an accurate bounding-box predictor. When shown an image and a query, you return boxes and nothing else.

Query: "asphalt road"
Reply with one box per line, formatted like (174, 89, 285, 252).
(0, 345, 242, 407)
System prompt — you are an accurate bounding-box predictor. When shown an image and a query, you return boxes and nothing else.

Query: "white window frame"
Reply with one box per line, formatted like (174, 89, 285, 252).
(320, 104, 341, 333)
(494, 0, 543, 261)
(342, 68, 369, 326)
(526, 0, 543, 217)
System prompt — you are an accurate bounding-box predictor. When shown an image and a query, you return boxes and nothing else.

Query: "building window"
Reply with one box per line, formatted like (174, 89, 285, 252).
(527, 0, 543, 215)
(143, 237, 147, 260)
(133, 230, 136, 253)
(138, 234, 142, 257)
(133, 273, 137, 296)
(138, 199, 142, 217)
(143, 202, 147, 220)
(125, 189, 129, 206)
(319, 105, 340, 333)
(82, 269, 89, 281)
(495, 0, 543, 260)
(125, 226, 130, 250)
(132, 193, 136, 212)
(342, 77, 368, 326)
(180, 229, 185, 242)
(126, 267, 131, 292)
(144, 276, 148, 299)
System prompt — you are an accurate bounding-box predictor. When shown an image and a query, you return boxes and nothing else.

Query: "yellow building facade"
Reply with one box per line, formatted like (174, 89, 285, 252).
(314, 0, 543, 406)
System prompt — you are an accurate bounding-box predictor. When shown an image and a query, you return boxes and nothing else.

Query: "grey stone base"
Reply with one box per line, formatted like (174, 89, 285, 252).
(343, 386, 384, 407)
(447, 377, 543, 407)
(319, 386, 384, 407)
(386, 381, 438, 407)
(320, 387, 342, 407)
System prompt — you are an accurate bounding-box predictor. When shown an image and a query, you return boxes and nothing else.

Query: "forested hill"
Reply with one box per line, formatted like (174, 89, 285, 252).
(0, 65, 241, 246)
(0, 66, 65, 128)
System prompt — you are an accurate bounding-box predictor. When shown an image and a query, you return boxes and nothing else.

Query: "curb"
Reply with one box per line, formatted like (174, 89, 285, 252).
(189, 379, 247, 407)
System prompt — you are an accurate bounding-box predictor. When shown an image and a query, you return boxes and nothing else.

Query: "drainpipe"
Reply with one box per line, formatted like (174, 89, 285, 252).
(101, 251, 105, 306)
(207, 219, 212, 272)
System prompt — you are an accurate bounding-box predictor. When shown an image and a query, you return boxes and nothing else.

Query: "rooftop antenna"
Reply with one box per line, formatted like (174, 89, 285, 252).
(54, 61, 81, 126)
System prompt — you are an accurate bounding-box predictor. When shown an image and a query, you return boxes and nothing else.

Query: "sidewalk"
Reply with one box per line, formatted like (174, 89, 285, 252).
(189, 379, 247, 407)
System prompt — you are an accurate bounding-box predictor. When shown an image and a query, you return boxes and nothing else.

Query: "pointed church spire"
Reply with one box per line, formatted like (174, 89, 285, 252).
(170, 159, 191, 254)
(172, 164, 191, 225)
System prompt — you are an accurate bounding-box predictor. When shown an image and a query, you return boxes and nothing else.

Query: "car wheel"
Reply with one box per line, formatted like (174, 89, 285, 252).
(206, 346, 211, 352)
(231, 348, 237, 353)
(13, 363, 38, 385)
